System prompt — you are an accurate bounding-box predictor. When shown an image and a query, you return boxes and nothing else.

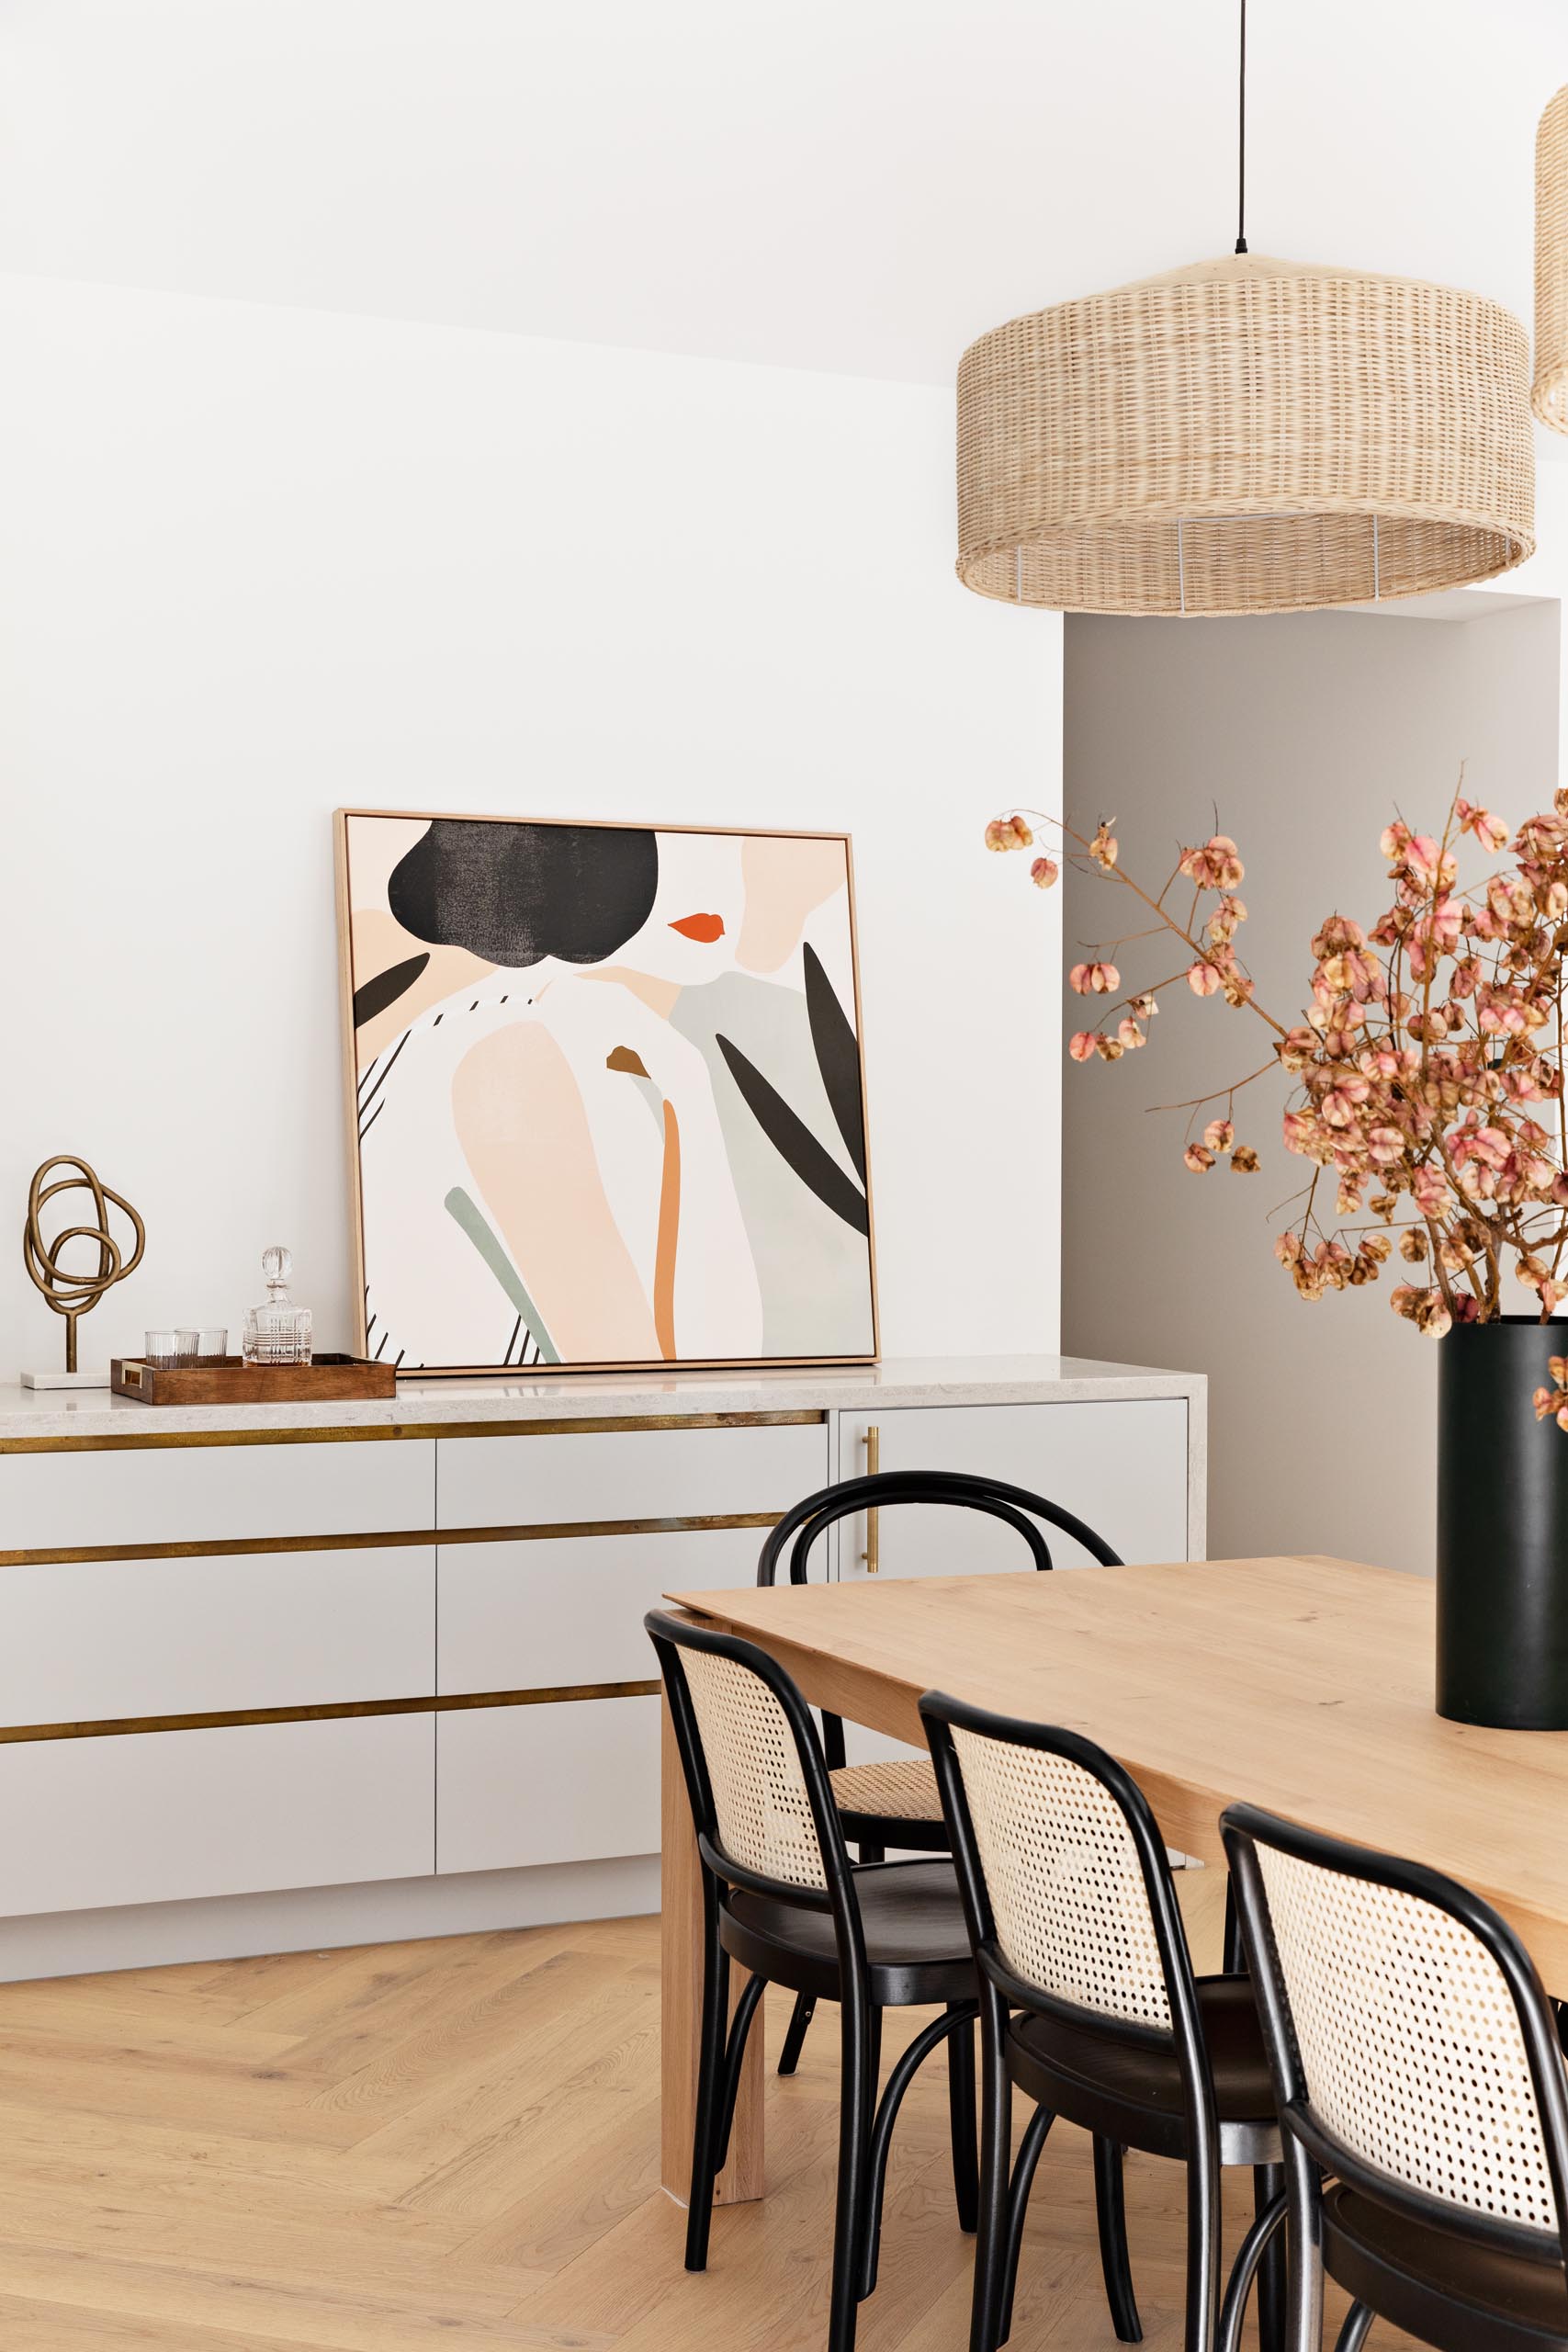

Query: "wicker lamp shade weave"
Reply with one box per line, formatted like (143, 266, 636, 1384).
(1535, 86, 1568, 434)
(957, 251, 1534, 616)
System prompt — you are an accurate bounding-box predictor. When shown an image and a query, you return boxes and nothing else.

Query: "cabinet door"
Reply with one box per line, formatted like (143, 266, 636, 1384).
(0, 1715, 434, 1916)
(833, 1399, 1190, 1779)
(436, 1695, 660, 1873)
(0, 1547, 434, 1727)
(836, 1400, 1190, 1581)
(439, 1524, 767, 1695)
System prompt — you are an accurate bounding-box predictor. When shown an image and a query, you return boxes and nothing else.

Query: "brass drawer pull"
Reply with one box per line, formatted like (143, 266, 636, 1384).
(862, 1425, 880, 1573)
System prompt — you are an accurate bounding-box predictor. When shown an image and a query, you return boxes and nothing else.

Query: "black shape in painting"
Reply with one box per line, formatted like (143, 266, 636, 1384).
(715, 1034, 870, 1237)
(389, 820, 660, 968)
(802, 944, 866, 1182)
(353, 950, 430, 1028)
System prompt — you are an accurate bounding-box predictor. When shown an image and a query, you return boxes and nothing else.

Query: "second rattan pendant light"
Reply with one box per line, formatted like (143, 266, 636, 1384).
(1535, 85, 1568, 433)
(956, 5, 1535, 616)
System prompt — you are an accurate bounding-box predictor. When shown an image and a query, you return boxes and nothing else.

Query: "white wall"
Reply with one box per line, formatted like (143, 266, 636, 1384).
(0, 275, 1062, 1374)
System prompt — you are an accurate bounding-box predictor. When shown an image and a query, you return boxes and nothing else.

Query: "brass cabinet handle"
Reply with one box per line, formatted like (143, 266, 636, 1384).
(862, 1424, 879, 1573)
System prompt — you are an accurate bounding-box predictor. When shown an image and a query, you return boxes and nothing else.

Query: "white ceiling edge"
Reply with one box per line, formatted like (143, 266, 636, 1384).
(1, 0, 1564, 391)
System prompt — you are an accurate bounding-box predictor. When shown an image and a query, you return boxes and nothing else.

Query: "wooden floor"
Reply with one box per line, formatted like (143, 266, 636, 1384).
(0, 1872, 1396, 2350)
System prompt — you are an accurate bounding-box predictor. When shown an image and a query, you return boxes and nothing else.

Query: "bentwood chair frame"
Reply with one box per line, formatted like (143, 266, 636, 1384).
(760, 1472, 1122, 2052)
(1221, 1803, 1568, 2352)
(647, 1609, 980, 2352)
(761, 1470, 1141, 2331)
(923, 1691, 1281, 2352)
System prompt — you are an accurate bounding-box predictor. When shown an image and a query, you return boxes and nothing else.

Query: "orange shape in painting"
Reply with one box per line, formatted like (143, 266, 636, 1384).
(668, 912, 725, 943)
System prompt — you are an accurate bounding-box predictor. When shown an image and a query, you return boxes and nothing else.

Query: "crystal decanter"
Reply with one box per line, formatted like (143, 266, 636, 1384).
(242, 1245, 313, 1366)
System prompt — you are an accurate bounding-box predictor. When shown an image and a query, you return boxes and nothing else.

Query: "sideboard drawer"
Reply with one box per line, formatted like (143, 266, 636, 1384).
(435, 1420, 827, 1530)
(436, 1695, 659, 1873)
(438, 1525, 769, 1695)
(0, 1439, 435, 1558)
(0, 1547, 434, 1727)
(0, 1715, 434, 1916)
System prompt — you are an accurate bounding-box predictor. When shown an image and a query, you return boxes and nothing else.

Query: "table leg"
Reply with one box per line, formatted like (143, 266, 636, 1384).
(660, 1695, 765, 2204)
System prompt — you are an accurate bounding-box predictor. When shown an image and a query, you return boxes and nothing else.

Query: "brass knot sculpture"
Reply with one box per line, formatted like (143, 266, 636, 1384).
(24, 1156, 146, 1374)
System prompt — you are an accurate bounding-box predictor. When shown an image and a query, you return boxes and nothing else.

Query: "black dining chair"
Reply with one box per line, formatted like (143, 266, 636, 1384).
(759, 1468, 1146, 2340)
(646, 1606, 981, 2352)
(922, 1689, 1282, 2352)
(759, 1469, 1123, 2075)
(1221, 1801, 1568, 2352)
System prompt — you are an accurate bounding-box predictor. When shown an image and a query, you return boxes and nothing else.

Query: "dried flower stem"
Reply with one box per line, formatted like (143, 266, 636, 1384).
(987, 777, 1568, 1359)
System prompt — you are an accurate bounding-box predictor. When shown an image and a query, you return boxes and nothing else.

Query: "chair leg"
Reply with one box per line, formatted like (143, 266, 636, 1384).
(1331, 2303, 1373, 2352)
(684, 1877, 728, 2272)
(1093, 2137, 1143, 2343)
(1215, 2183, 1287, 2352)
(1254, 2164, 1287, 2352)
(947, 2004, 980, 2233)
(778, 1989, 816, 2075)
(969, 1980, 1013, 2352)
(997, 2100, 1055, 2346)
(1181, 2119, 1224, 2352)
(859, 2003, 976, 2299)
(859, 1838, 886, 1864)
(828, 1992, 875, 2352)
(716, 1972, 767, 2171)
(1282, 2140, 1325, 2352)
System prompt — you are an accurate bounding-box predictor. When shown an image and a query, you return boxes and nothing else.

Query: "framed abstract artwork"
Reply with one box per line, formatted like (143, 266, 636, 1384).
(334, 809, 877, 1374)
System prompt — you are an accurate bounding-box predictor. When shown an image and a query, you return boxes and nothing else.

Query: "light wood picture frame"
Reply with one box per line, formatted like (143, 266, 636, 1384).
(334, 808, 878, 1377)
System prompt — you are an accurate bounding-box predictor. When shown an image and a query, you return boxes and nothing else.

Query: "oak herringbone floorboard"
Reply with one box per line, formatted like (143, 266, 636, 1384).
(0, 1876, 1411, 2349)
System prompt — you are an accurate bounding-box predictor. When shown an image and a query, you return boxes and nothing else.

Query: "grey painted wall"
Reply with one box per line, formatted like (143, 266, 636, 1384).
(1062, 605, 1561, 1575)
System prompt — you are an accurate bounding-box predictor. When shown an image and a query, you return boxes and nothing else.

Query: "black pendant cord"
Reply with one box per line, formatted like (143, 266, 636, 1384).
(1235, 0, 1248, 254)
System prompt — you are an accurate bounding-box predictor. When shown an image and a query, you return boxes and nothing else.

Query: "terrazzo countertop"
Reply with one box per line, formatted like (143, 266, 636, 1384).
(0, 1354, 1205, 1443)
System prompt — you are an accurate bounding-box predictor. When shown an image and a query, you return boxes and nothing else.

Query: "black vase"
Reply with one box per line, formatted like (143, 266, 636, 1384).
(1437, 1315, 1568, 1727)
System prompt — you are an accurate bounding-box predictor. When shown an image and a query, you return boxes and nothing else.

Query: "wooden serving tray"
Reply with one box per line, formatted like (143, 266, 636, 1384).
(111, 1355, 398, 1405)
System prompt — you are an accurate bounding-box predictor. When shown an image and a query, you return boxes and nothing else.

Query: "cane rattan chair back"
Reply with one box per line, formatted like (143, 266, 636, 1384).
(1224, 1804, 1568, 2258)
(948, 1719, 1171, 2030)
(647, 1610, 846, 1905)
(923, 1694, 1200, 2044)
(678, 1642, 829, 1893)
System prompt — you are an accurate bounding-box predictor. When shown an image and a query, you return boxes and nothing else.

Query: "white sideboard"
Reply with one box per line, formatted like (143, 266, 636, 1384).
(0, 1354, 1204, 1980)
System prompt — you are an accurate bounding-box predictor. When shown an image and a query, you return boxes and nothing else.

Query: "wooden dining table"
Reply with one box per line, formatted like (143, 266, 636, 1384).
(657, 1553, 1568, 2205)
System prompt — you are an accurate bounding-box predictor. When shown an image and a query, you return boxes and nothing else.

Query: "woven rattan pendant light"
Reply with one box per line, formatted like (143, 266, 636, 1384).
(1535, 85, 1568, 433)
(956, 5, 1534, 616)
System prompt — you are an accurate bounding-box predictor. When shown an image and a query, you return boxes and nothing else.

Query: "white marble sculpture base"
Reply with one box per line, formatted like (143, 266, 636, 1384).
(20, 1368, 112, 1389)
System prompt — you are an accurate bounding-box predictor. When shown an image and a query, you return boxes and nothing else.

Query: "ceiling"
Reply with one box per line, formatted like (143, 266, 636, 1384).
(2, 0, 1564, 403)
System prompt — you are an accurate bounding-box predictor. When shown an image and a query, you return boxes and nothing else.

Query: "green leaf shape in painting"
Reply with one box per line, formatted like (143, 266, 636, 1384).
(444, 1186, 560, 1363)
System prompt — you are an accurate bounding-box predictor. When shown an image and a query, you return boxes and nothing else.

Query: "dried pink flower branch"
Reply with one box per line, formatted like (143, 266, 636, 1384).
(987, 778, 1568, 1359)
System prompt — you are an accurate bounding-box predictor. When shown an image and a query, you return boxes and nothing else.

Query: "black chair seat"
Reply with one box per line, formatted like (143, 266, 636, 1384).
(1322, 2182, 1568, 2352)
(1007, 1973, 1280, 2165)
(722, 1860, 976, 2005)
